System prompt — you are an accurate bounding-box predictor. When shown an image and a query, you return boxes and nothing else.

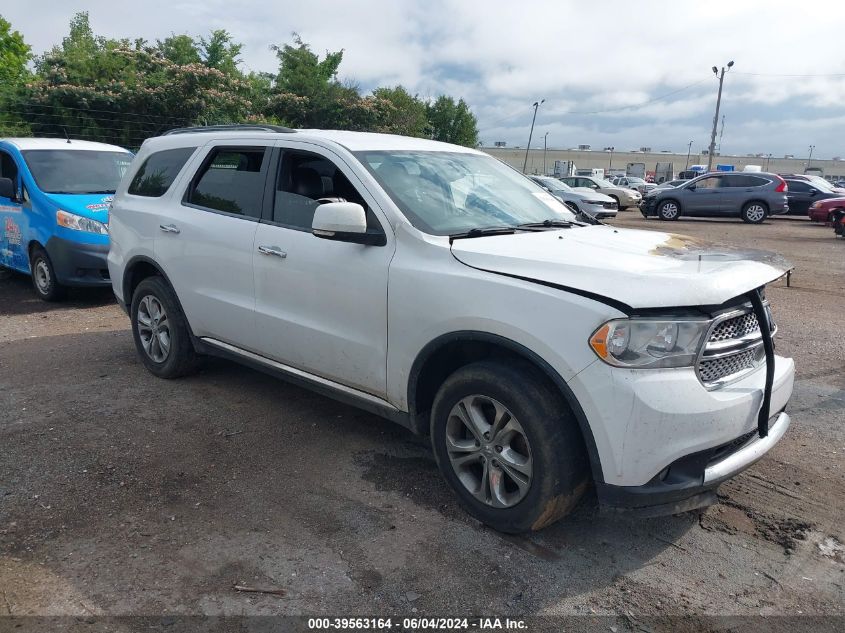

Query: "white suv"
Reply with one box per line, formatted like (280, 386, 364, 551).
(108, 125, 795, 533)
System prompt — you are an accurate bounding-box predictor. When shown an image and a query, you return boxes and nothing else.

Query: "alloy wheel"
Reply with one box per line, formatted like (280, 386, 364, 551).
(136, 295, 171, 363)
(445, 395, 533, 508)
(746, 204, 766, 222)
(660, 202, 679, 219)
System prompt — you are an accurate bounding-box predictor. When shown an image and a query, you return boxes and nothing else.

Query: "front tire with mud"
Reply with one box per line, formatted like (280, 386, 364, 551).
(430, 361, 589, 533)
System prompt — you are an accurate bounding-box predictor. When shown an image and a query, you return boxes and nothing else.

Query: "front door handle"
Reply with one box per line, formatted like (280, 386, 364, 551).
(258, 245, 287, 258)
(159, 223, 180, 234)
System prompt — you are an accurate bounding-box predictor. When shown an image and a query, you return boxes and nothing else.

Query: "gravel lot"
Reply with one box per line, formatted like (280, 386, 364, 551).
(1, 213, 843, 627)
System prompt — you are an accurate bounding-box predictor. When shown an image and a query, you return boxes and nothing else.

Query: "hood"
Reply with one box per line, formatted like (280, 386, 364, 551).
(450, 226, 791, 311)
(44, 193, 113, 223)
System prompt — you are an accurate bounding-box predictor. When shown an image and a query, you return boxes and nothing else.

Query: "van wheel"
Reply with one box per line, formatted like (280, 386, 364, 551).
(430, 361, 589, 533)
(130, 276, 198, 378)
(29, 245, 67, 301)
(657, 200, 680, 220)
(741, 202, 768, 224)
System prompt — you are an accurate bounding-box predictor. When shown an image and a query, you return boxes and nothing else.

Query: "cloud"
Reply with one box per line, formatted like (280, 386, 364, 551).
(2, 0, 843, 156)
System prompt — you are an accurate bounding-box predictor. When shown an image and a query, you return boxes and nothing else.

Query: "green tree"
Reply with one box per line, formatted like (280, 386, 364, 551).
(426, 96, 479, 147)
(0, 15, 33, 135)
(0, 15, 31, 85)
(156, 34, 201, 65)
(199, 29, 242, 74)
(371, 85, 429, 137)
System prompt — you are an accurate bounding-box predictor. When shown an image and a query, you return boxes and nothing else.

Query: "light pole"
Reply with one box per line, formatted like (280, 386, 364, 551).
(707, 61, 733, 172)
(807, 145, 815, 172)
(543, 132, 549, 175)
(685, 140, 693, 169)
(607, 146, 615, 171)
(765, 153, 772, 171)
(522, 99, 544, 173)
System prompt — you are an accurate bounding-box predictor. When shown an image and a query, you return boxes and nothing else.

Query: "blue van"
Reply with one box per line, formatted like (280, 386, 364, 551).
(0, 138, 133, 300)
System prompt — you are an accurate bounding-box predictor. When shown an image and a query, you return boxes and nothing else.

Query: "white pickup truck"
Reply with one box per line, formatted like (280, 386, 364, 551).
(107, 125, 794, 533)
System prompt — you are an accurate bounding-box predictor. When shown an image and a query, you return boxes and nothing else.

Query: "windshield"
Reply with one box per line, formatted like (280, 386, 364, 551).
(356, 151, 576, 235)
(806, 175, 835, 191)
(535, 177, 573, 192)
(22, 150, 132, 194)
(593, 178, 615, 188)
(627, 177, 646, 184)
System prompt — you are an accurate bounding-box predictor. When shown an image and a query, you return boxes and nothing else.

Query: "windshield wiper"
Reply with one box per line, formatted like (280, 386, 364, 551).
(449, 226, 516, 241)
(517, 219, 577, 229)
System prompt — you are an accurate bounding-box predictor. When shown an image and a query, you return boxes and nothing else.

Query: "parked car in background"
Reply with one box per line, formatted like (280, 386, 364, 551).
(612, 175, 656, 196)
(109, 125, 794, 533)
(559, 175, 642, 209)
(641, 172, 789, 223)
(0, 138, 133, 300)
(528, 175, 617, 218)
(834, 209, 845, 238)
(783, 178, 843, 216)
(807, 196, 845, 223)
(780, 173, 845, 194)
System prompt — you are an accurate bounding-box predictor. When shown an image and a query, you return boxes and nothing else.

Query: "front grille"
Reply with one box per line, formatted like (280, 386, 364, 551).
(603, 201, 618, 209)
(709, 311, 759, 342)
(696, 303, 774, 388)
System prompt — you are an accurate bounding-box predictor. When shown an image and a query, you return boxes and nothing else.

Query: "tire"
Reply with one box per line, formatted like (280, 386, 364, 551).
(29, 245, 67, 302)
(657, 200, 680, 221)
(564, 201, 579, 213)
(430, 361, 589, 533)
(130, 276, 198, 378)
(610, 196, 622, 210)
(741, 201, 768, 224)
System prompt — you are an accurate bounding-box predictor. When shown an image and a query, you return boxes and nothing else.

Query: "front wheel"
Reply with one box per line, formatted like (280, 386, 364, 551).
(29, 245, 67, 302)
(130, 276, 198, 378)
(430, 361, 589, 533)
(741, 202, 768, 224)
(610, 196, 622, 210)
(657, 200, 680, 220)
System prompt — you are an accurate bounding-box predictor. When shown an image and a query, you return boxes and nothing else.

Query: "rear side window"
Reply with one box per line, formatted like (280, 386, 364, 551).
(128, 147, 196, 197)
(722, 174, 769, 188)
(785, 179, 810, 192)
(186, 147, 268, 218)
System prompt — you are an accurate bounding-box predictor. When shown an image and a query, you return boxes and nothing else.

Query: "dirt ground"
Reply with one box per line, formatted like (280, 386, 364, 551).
(0, 213, 843, 629)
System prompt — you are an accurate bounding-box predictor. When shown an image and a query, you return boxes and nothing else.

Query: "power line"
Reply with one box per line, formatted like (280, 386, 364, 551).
(733, 71, 845, 77)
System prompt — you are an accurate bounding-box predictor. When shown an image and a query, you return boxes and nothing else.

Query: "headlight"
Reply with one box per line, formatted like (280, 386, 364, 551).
(56, 209, 108, 235)
(589, 318, 711, 369)
(810, 201, 822, 209)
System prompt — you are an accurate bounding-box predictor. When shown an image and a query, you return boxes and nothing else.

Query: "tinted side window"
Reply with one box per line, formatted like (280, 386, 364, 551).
(273, 150, 380, 232)
(187, 147, 268, 218)
(786, 179, 810, 192)
(0, 151, 18, 183)
(128, 147, 196, 197)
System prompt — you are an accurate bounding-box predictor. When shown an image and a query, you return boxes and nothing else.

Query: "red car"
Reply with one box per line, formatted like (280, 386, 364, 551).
(808, 196, 845, 223)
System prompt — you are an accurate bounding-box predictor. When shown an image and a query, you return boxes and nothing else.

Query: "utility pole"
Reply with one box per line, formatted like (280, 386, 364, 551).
(522, 99, 544, 173)
(608, 146, 615, 171)
(685, 140, 693, 169)
(543, 132, 549, 175)
(707, 61, 733, 172)
(806, 145, 815, 172)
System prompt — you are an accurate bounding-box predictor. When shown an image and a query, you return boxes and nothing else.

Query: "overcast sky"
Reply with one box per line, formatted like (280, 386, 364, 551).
(4, 0, 845, 158)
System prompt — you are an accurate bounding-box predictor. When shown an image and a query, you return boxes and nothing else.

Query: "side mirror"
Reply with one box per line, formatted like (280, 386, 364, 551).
(0, 177, 14, 200)
(808, 189, 818, 196)
(312, 201, 385, 246)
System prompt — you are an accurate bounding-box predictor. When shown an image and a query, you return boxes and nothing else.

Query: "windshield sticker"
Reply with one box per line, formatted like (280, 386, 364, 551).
(86, 196, 114, 211)
(0, 204, 21, 213)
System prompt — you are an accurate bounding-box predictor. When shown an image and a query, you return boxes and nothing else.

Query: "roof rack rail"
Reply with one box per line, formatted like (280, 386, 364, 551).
(163, 124, 296, 135)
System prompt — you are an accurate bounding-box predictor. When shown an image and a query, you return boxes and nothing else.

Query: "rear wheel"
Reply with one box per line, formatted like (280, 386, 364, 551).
(741, 201, 768, 224)
(657, 200, 680, 220)
(130, 276, 198, 378)
(431, 361, 589, 533)
(29, 245, 67, 302)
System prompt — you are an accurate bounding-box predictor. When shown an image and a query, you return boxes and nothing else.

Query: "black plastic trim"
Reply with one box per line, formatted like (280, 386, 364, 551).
(43, 236, 110, 287)
(407, 330, 606, 483)
(749, 287, 774, 438)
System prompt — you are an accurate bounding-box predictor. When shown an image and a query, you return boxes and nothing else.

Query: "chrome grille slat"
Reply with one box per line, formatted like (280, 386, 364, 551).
(697, 303, 774, 389)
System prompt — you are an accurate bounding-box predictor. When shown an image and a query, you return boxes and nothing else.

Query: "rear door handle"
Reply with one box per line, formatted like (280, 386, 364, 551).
(258, 245, 287, 258)
(159, 223, 180, 234)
